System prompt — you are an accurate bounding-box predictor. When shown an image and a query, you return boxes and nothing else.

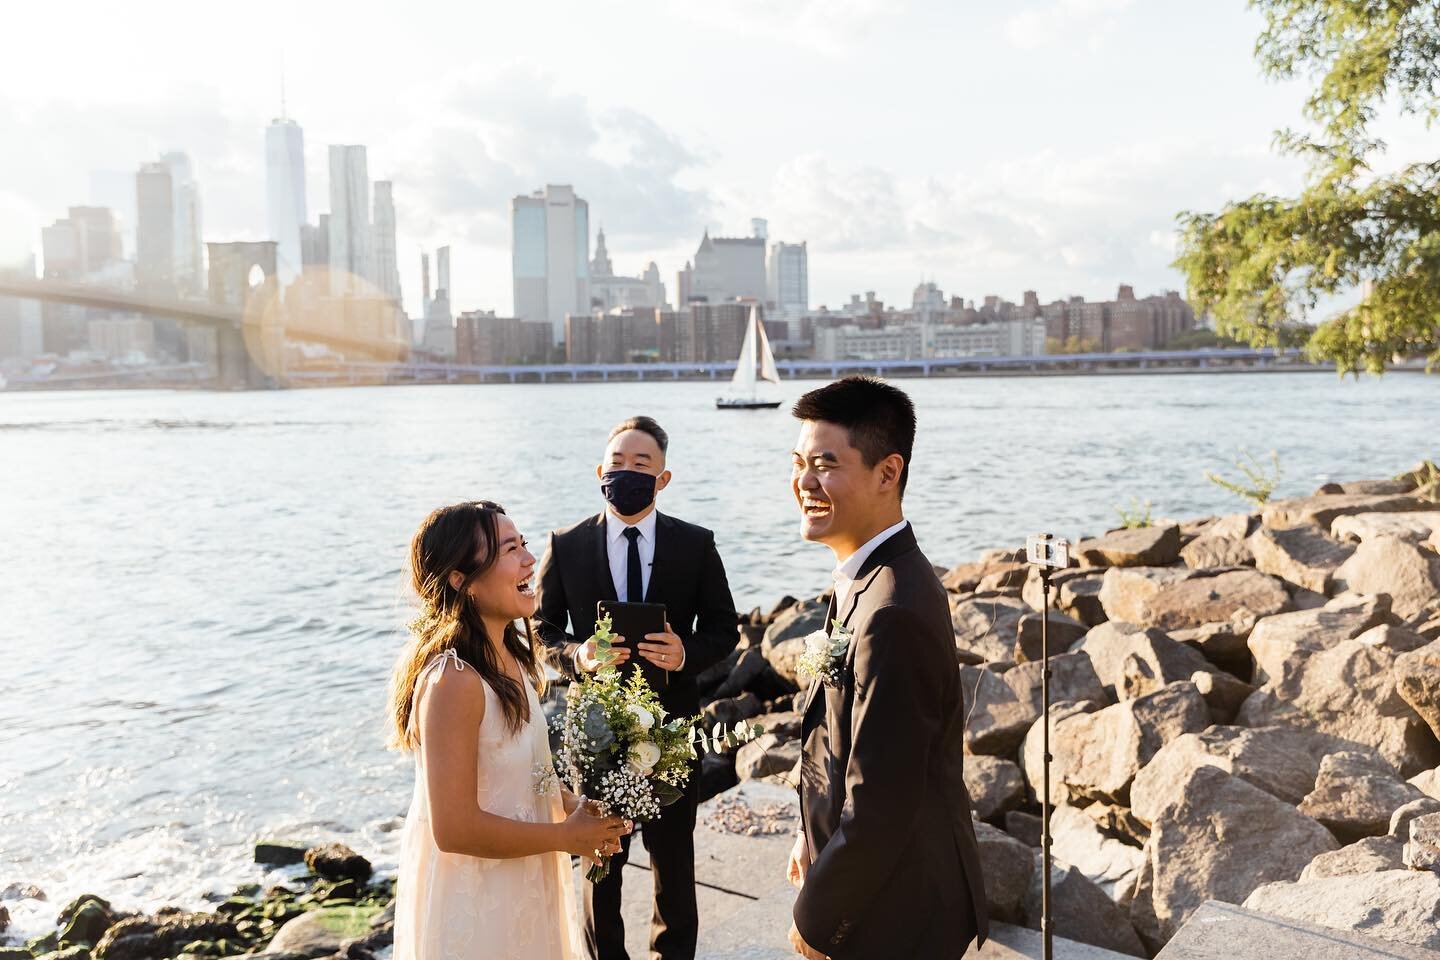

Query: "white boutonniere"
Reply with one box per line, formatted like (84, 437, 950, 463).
(797, 620, 854, 688)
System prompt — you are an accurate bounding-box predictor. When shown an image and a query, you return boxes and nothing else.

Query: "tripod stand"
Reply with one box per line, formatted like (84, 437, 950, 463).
(1038, 564, 1056, 960)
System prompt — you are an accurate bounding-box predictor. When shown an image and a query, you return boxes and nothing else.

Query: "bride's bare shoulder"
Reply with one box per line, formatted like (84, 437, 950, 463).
(417, 653, 487, 725)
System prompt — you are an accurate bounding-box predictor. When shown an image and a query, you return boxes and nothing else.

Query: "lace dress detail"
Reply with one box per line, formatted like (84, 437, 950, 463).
(393, 649, 581, 960)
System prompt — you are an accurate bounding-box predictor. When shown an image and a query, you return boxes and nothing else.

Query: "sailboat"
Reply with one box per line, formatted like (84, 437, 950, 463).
(717, 306, 783, 409)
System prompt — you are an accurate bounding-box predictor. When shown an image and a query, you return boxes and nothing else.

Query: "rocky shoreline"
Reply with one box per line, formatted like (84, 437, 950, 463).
(0, 844, 394, 960)
(5, 457, 1440, 959)
(692, 458, 1440, 956)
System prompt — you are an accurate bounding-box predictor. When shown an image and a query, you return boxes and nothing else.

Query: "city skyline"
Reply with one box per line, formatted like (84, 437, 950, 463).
(3, 0, 1434, 323)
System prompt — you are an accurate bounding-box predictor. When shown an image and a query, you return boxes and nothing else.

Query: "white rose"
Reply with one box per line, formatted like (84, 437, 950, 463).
(803, 630, 830, 655)
(626, 704, 655, 730)
(628, 740, 662, 774)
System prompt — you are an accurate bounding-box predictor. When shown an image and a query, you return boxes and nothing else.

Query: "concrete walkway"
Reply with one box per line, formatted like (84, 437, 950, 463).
(576, 781, 1134, 960)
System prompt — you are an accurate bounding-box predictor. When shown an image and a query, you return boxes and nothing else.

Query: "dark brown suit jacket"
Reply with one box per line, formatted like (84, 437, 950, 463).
(795, 523, 989, 959)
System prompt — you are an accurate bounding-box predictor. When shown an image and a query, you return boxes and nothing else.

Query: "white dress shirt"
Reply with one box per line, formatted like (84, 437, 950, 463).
(606, 508, 657, 601)
(832, 519, 910, 613)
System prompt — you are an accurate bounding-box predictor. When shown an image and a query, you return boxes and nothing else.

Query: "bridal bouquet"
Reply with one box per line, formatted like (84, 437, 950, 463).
(554, 615, 761, 881)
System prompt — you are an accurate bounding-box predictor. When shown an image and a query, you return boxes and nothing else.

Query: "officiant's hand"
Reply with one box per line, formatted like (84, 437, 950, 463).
(577, 635, 629, 673)
(787, 923, 826, 960)
(639, 622, 685, 671)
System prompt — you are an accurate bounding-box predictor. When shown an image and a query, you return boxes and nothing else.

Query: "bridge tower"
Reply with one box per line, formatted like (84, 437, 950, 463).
(206, 241, 279, 388)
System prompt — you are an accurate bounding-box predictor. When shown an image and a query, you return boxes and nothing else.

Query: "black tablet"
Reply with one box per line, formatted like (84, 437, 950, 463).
(597, 600, 670, 690)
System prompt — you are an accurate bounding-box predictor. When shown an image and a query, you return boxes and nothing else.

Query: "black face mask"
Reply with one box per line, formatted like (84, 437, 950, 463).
(601, 469, 658, 517)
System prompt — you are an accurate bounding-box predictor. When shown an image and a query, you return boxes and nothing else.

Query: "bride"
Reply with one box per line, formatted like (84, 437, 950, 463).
(388, 500, 631, 960)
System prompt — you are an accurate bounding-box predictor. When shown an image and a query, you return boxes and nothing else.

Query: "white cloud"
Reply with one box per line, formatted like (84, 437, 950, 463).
(396, 65, 715, 309)
(669, 0, 904, 56)
(760, 138, 1308, 305)
(1004, 0, 1137, 50)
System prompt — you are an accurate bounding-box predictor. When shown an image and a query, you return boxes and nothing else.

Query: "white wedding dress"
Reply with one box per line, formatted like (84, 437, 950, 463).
(393, 649, 583, 960)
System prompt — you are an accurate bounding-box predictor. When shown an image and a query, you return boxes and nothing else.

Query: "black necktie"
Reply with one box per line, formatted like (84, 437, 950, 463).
(623, 527, 643, 602)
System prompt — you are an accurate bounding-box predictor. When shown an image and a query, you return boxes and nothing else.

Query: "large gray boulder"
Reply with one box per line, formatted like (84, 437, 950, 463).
(1297, 749, 1427, 842)
(1299, 835, 1405, 881)
(1014, 610, 1088, 663)
(1021, 855, 1146, 957)
(1130, 724, 1376, 826)
(265, 907, 380, 956)
(1390, 797, 1440, 839)
(960, 652, 1108, 756)
(1404, 811, 1440, 872)
(1080, 621, 1212, 701)
(1022, 567, 1109, 626)
(963, 754, 1025, 822)
(1332, 511, 1440, 544)
(942, 557, 1027, 593)
(1189, 669, 1254, 724)
(952, 595, 1032, 663)
(1248, 524, 1355, 594)
(1210, 512, 1260, 539)
(761, 597, 828, 686)
(1246, 592, 1392, 684)
(1096, 567, 1195, 626)
(1243, 871, 1440, 950)
(1075, 524, 1182, 568)
(1006, 651, 1109, 715)
(960, 665, 1037, 756)
(1024, 681, 1209, 805)
(1335, 535, 1440, 621)
(973, 820, 1035, 924)
(1240, 622, 1440, 776)
(1411, 766, 1440, 800)
(1020, 700, 1106, 806)
(1261, 492, 1433, 530)
(1134, 569, 1291, 639)
(1180, 532, 1254, 569)
(1048, 804, 1146, 906)
(734, 734, 800, 782)
(1144, 765, 1338, 941)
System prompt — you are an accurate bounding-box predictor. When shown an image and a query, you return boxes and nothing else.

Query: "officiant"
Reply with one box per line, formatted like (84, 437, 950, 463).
(535, 414, 739, 960)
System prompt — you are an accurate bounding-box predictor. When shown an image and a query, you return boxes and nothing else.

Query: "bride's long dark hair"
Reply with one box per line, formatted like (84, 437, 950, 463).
(387, 501, 540, 750)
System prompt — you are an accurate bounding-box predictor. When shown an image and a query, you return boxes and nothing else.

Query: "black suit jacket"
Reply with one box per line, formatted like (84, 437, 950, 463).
(795, 523, 989, 959)
(534, 510, 738, 716)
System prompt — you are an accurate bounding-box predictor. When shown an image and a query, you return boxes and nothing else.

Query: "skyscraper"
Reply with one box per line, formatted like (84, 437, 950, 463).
(422, 245, 454, 357)
(676, 228, 766, 305)
(328, 145, 371, 294)
(41, 207, 123, 280)
(371, 181, 401, 303)
(767, 241, 809, 317)
(135, 161, 174, 292)
(265, 117, 308, 286)
(0, 256, 44, 361)
(511, 184, 589, 343)
(162, 152, 204, 296)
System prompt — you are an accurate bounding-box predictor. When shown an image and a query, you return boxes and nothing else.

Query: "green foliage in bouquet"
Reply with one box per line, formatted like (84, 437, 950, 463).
(556, 615, 762, 881)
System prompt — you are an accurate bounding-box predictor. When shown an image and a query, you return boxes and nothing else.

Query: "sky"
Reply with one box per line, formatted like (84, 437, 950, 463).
(1, 0, 1431, 320)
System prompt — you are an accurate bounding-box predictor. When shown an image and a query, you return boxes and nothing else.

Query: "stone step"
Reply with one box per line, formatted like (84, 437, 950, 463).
(1155, 900, 1440, 960)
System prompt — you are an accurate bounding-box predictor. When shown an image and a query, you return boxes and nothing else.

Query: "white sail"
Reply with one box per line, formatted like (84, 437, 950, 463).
(755, 311, 780, 385)
(730, 308, 757, 392)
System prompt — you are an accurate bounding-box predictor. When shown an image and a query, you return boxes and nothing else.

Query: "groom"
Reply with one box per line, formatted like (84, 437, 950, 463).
(535, 414, 739, 960)
(785, 377, 989, 959)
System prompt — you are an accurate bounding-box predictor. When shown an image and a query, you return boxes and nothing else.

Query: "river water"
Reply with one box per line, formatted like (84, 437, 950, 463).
(1, 372, 1435, 931)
